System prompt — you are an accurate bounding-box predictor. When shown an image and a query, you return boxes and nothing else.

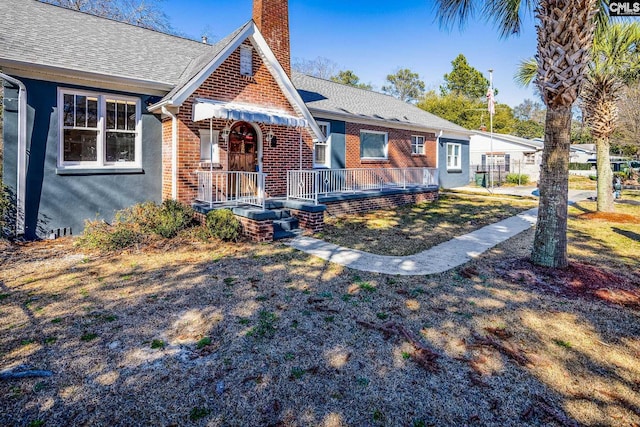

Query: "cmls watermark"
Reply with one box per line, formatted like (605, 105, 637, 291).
(609, 1, 640, 16)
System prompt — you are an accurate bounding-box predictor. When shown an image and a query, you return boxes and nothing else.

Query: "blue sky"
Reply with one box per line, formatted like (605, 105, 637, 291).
(161, 0, 540, 108)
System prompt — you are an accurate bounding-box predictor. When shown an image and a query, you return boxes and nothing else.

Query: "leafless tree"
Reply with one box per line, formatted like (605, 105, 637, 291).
(39, 0, 172, 33)
(292, 57, 338, 80)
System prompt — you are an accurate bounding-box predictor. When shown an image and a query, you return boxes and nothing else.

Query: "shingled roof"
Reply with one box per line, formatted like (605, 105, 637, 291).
(0, 0, 218, 88)
(292, 72, 469, 134)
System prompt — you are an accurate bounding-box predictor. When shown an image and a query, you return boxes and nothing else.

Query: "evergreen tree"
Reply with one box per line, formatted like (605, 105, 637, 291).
(440, 54, 494, 99)
(382, 68, 425, 103)
(330, 70, 372, 90)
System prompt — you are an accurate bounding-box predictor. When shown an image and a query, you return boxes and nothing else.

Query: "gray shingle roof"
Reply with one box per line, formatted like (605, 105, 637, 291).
(472, 131, 544, 149)
(0, 0, 217, 86)
(292, 72, 469, 133)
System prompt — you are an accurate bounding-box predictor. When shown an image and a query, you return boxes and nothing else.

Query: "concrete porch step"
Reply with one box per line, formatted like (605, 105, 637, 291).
(273, 228, 303, 240)
(273, 216, 299, 231)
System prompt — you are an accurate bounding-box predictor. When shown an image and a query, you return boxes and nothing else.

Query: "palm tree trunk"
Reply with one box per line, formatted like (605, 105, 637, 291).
(532, 106, 572, 268)
(596, 137, 614, 211)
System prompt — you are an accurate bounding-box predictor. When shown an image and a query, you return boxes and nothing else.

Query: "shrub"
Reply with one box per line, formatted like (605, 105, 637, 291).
(0, 183, 14, 239)
(77, 200, 197, 251)
(153, 200, 195, 238)
(205, 209, 241, 241)
(76, 220, 143, 251)
(115, 200, 194, 238)
(505, 173, 530, 185)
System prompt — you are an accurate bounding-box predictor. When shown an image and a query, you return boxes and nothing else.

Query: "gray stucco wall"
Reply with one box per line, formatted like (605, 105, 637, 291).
(2, 78, 162, 239)
(438, 137, 470, 189)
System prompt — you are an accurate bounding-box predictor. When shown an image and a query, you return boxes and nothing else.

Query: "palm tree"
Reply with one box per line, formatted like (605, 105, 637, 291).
(435, 0, 602, 268)
(516, 23, 640, 213)
(582, 23, 640, 211)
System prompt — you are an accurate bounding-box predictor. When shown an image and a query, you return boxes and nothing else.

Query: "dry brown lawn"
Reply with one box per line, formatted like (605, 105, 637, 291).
(0, 194, 639, 426)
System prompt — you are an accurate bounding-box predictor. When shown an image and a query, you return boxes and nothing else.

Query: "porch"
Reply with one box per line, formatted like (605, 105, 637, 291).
(193, 167, 440, 241)
(194, 167, 439, 209)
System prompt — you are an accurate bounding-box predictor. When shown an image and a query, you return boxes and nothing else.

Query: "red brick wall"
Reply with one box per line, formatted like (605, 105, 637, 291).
(237, 216, 274, 242)
(345, 123, 437, 170)
(253, 0, 291, 77)
(289, 209, 324, 233)
(161, 39, 314, 202)
(324, 190, 439, 217)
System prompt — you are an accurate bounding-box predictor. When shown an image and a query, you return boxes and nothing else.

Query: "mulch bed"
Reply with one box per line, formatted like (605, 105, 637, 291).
(577, 212, 639, 224)
(496, 258, 640, 310)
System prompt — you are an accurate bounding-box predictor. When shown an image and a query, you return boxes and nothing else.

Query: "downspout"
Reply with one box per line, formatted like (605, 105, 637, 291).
(0, 72, 27, 236)
(436, 130, 443, 187)
(161, 106, 178, 200)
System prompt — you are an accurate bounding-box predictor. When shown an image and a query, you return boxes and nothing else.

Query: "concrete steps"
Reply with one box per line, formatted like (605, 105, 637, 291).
(272, 209, 300, 240)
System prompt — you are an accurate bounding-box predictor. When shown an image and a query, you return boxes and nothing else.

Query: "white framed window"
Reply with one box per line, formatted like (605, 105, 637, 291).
(240, 45, 253, 76)
(524, 152, 536, 164)
(360, 130, 388, 159)
(199, 129, 220, 163)
(314, 121, 330, 167)
(58, 88, 141, 169)
(411, 135, 425, 155)
(446, 143, 461, 170)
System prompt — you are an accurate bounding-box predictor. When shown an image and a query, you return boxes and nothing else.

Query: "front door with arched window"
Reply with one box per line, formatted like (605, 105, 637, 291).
(228, 122, 258, 172)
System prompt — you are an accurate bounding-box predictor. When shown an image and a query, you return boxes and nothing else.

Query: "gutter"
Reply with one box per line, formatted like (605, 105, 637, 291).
(161, 106, 178, 199)
(0, 72, 26, 235)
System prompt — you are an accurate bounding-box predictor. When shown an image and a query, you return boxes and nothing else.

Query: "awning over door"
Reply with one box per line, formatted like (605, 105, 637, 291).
(193, 98, 308, 127)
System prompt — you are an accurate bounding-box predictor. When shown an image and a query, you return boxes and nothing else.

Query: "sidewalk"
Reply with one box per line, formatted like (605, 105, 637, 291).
(286, 188, 595, 276)
(287, 208, 538, 276)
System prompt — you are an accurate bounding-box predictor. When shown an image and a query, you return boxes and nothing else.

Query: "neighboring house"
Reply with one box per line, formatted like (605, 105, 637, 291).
(1, 0, 469, 241)
(470, 132, 543, 182)
(570, 144, 597, 163)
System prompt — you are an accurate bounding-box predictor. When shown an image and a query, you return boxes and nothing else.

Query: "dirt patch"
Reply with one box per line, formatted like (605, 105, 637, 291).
(578, 212, 639, 224)
(497, 259, 640, 309)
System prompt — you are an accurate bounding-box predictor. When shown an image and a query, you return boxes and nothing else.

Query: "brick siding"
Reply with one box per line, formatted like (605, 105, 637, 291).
(161, 39, 314, 203)
(253, 0, 291, 77)
(289, 209, 324, 233)
(324, 190, 439, 217)
(345, 122, 437, 170)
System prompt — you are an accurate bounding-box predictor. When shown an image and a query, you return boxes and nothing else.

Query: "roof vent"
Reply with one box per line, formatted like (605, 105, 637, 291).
(201, 36, 208, 44)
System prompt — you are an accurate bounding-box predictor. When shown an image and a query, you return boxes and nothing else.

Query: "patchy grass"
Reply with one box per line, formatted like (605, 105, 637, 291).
(0, 198, 639, 426)
(320, 194, 537, 256)
(569, 174, 597, 190)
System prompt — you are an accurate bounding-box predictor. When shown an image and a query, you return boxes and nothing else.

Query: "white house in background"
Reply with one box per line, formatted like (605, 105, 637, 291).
(570, 144, 597, 163)
(469, 131, 543, 182)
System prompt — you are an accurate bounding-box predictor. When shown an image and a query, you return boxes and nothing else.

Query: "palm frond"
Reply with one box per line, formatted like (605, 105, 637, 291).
(514, 57, 537, 87)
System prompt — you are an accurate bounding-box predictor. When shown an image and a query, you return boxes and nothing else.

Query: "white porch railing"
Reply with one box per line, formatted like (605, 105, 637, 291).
(287, 167, 439, 204)
(196, 171, 266, 209)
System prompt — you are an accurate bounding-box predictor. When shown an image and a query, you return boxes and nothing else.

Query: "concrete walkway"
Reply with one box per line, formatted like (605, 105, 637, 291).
(287, 208, 538, 276)
(286, 188, 595, 276)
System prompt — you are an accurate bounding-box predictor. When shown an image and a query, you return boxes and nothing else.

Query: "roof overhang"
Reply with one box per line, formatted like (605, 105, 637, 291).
(0, 59, 173, 96)
(307, 108, 471, 137)
(193, 98, 308, 127)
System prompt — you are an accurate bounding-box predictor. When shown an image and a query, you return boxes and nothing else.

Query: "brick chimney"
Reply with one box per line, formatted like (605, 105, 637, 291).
(253, 0, 291, 77)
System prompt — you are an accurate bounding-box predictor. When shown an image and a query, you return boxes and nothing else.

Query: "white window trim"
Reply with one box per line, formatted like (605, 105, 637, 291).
(57, 88, 142, 170)
(446, 143, 461, 170)
(314, 121, 331, 168)
(360, 129, 388, 160)
(411, 135, 425, 155)
(199, 129, 220, 163)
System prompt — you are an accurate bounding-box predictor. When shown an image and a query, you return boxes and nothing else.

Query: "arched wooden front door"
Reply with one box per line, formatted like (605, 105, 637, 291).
(228, 122, 258, 172)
